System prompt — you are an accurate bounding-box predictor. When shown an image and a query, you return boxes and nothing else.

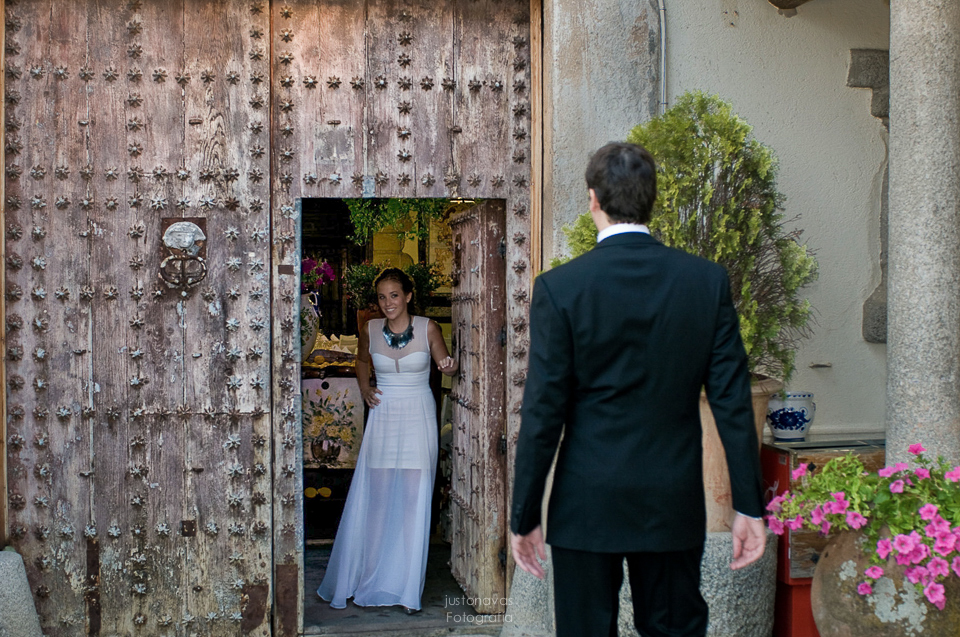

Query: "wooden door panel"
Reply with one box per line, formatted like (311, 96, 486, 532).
(4, 1, 99, 632)
(3, 0, 274, 633)
(450, 200, 507, 613)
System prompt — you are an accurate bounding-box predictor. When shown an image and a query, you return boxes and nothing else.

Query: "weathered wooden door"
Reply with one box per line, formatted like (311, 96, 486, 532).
(3, 1, 276, 634)
(449, 201, 508, 613)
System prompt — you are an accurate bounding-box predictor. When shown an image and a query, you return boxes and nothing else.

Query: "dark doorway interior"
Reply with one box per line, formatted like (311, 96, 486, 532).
(301, 198, 475, 633)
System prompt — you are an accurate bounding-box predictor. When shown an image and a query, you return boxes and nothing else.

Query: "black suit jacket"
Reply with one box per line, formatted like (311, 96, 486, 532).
(510, 232, 764, 553)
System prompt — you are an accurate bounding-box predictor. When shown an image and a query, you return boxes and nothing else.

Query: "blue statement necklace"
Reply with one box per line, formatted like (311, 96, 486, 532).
(383, 317, 414, 350)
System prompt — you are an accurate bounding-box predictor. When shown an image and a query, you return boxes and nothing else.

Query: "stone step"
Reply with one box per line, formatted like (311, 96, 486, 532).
(0, 548, 44, 637)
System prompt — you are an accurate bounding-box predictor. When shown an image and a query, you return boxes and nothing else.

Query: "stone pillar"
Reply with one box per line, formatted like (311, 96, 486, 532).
(542, 0, 661, 262)
(887, 1, 960, 464)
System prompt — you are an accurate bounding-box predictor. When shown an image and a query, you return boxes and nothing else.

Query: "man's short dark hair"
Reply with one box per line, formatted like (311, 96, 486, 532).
(584, 142, 657, 224)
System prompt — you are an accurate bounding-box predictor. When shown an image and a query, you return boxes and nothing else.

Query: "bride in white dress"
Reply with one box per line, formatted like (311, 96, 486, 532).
(318, 268, 458, 612)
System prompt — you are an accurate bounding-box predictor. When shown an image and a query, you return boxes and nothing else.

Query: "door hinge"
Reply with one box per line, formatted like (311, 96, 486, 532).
(498, 237, 507, 259)
(499, 547, 507, 568)
(499, 434, 507, 455)
(499, 326, 507, 348)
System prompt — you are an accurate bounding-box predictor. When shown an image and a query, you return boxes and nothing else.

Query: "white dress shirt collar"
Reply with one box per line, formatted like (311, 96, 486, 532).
(597, 223, 651, 243)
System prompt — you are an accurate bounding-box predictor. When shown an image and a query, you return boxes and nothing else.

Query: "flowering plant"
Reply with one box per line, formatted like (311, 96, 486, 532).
(767, 444, 960, 610)
(301, 257, 336, 294)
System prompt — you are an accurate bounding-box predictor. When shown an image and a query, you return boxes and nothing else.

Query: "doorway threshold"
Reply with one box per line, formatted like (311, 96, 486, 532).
(304, 544, 504, 636)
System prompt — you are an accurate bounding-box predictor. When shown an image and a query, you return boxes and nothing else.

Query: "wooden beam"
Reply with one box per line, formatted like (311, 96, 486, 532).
(1, 0, 7, 548)
(530, 0, 543, 277)
(767, 0, 815, 9)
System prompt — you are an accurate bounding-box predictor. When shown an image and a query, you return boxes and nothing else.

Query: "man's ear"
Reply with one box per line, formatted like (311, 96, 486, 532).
(588, 189, 601, 213)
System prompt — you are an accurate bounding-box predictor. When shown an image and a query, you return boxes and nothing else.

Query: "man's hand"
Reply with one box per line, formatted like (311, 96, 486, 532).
(730, 514, 766, 570)
(511, 525, 547, 580)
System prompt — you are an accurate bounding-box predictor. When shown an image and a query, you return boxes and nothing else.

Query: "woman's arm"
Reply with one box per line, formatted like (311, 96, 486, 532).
(356, 322, 382, 407)
(428, 320, 458, 376)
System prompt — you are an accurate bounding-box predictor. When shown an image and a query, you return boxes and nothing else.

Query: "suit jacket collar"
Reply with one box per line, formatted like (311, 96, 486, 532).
(595, 231, 662, 250)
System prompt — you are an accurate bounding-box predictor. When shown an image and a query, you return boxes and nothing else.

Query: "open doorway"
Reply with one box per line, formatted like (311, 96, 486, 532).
(299, 198, 508, 634)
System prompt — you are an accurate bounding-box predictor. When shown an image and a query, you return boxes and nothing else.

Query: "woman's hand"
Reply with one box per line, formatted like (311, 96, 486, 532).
(361, 387, 382, 408)
(437, 356, 458, 375)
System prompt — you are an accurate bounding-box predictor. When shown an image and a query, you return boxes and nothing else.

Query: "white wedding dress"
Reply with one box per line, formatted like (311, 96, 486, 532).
(317, 316, 438, 610)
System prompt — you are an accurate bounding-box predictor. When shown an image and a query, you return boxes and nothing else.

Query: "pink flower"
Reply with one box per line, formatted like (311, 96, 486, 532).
(879, 466, 896, 478)
(877, 538, 892, 560)
(946, 466, 960, 482)
(909, 543, 931, 565)
(894, 462, 909, 472)
(927, 516, 952, 538)
(909, 443, 927, 455)
(920, 504, 940, 521)
(857, 582, 873, 596)
(791, 463, 808, 481)
(820, 520, 832, 535)
(890, 480, 905, 494)
(916, 467, 931, 480)
(767, 516, 785, 535)
(929, 556, 950, 578)
(846, 511, 868, 530)
(825, 493, 850, 515)
(906, 566, 926, 584)
(894, 533, 917, 555)
(865, 566, 884, 579)
(785, 515, 804, 531)
(934, 531, 957, 557)
(811, 506, 825, 525)
(766, 494, 786, 513)
(952, 555, 960, 578)
(924, 582, 946, 611)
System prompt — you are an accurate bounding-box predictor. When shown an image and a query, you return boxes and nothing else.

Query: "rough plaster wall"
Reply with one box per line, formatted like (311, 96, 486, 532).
(542, 0, 661, 261)
(667, 0, 890, 432)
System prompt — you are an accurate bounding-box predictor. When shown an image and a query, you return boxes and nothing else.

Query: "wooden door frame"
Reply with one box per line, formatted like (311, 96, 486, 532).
(1, 0, 8, 548)
(530, 0, 543, 277)
(286, 1, 543, 630)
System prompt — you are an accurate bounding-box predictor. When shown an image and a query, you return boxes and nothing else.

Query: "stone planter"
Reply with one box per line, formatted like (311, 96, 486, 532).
(811, 531, 960, 636)
(702, 375, 783, 532)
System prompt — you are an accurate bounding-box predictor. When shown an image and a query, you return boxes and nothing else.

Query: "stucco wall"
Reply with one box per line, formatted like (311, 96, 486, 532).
(545, 0, 890, 433)
(663, 0, 889, 433)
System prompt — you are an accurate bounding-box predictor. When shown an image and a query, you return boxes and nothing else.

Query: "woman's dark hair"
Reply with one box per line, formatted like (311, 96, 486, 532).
(584, 142, 657, 224)
(374, 267, 415, 312)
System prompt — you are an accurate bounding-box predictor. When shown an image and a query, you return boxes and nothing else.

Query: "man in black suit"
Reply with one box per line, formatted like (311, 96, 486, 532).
(510, 142, 767, 637)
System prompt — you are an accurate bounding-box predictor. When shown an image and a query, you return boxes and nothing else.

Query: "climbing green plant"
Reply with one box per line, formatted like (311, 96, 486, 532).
(344, 198, 451, 244)
(553, 91, 818, 382)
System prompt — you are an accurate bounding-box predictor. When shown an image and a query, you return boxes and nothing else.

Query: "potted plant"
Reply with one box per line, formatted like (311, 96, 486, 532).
(402, 261, 450, 314)
(767, 446, 960, 633)
(343, 261, 449, 316)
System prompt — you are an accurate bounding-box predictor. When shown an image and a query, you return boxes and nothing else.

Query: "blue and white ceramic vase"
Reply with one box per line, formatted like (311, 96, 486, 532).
(766, 392, 816, 440)
(300, 293, 320, 362)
